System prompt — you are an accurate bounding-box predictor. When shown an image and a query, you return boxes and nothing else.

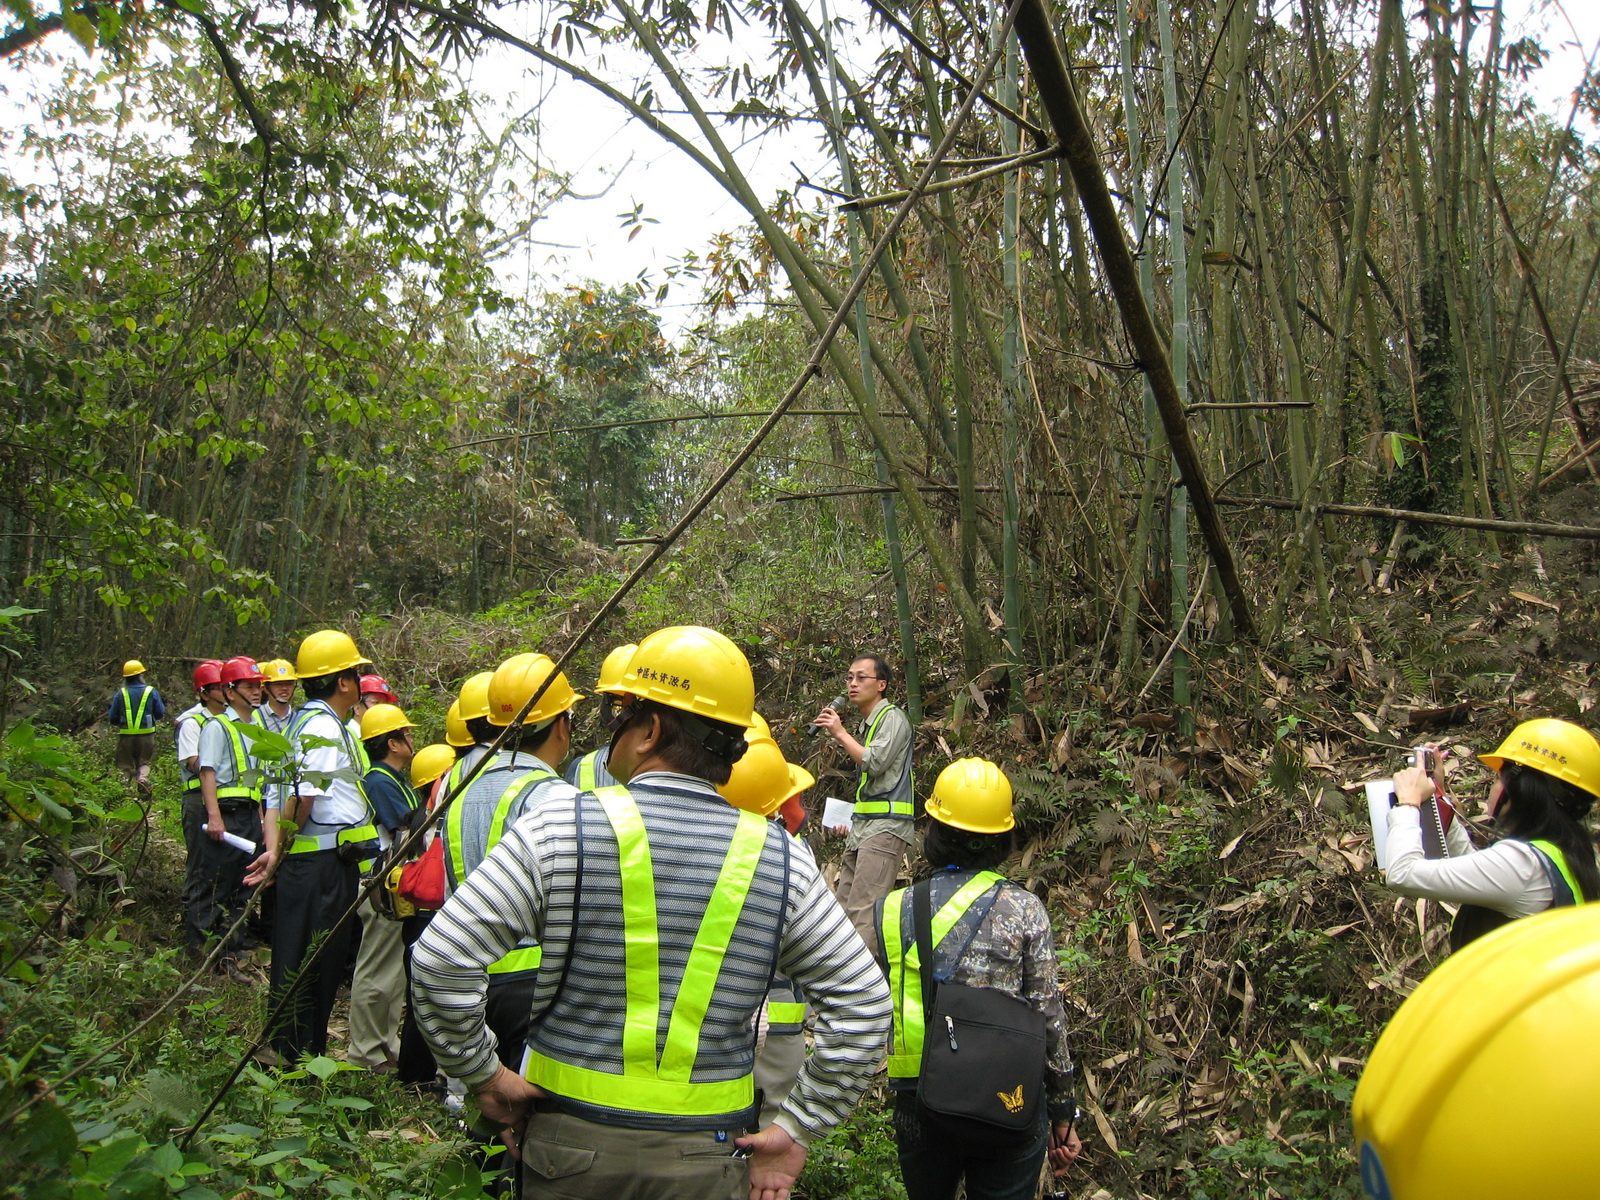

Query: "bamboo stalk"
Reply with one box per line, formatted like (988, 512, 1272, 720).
(1013, 0, 1257, 640)
(837, 145, 1062, 212)
(1157, 0, 1192, 732)
(1217, 496, 1600, 540)
(999, 18, 1025, 710)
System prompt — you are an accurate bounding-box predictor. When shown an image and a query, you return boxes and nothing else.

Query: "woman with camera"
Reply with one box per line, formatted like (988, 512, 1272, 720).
(1388, 718, 1600, 950)
(877, 758, 1081, 1200)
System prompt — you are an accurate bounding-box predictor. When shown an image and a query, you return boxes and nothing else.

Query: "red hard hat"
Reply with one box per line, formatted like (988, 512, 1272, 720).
(220, 656, 267, 686)
(193, 660, 225, 690)
(359, 673, 398, 703)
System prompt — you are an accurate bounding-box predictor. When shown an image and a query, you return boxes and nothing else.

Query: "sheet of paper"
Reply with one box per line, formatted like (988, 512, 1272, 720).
(822, 796, 854, 830)
(1365, 779, 1394, 872)
(219, 830, 258, 855)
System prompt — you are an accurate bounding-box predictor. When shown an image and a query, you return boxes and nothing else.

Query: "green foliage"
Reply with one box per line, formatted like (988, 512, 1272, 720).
(510, 285, 671, 544)
(0, 732, 489, 1198)
(795, 1096, 905, 1200)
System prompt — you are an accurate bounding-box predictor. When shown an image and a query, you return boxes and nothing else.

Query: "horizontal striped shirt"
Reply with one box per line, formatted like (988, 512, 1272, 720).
(411, 770, 890, 1145)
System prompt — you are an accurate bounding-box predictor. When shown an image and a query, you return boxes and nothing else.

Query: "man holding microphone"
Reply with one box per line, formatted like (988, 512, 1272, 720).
(814, 653, 914, 947)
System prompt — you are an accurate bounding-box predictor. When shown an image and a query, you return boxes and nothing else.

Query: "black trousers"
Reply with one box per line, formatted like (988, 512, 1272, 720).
(396, 911, 438, 1084)
(181, 797, 262, 952)
(485, 972, 538, 1071)
(268, 848, 358, 1061)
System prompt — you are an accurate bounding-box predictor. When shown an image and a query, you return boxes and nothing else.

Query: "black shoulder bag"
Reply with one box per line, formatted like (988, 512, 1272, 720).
(912, 878, 1048, 1145)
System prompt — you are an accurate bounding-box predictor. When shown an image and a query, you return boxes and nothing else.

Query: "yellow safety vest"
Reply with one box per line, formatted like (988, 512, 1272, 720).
(179, 708, 215, 793)
(213, 714, 262, 805)
(881, 870, 1004, 1078)
(285, 702, 379, 854)
(575, 749, 605, 791)
(853, 702, 914, 819)
(445, 766, 557, 976)
(117, 686, 156, 735)
(523, 785, 773, 1116)
(1530, 839, 1585, 907)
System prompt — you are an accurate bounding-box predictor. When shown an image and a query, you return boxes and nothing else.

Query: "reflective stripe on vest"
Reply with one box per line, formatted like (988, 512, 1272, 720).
(767, 1002, 806, 1031)
(853, 702, 913, 818)
(179, 709, 215, 792)
(1529, 839, 1586, 907)
(214, 715, 261, 804)
(523, 785, 771, 1116)
(881, 871, 1004, 1078)
(118, 686, 156, 735)
(444, 765, 556, 975)
(442, 751, 481, 805)
(576, 750, 602, 792)
(285, 702, 379, 854)
(348, 720, 371, 774)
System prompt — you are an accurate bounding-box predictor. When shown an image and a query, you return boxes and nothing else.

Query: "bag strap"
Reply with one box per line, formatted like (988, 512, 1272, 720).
(913, 877, 937, 1011)
(760, 825, 793, 996)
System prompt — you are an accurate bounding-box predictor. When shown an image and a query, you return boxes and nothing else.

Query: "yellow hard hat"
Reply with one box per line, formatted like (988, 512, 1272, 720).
(122, 659, 146, 677)
(606, 625, 755, 728)
(1353, 903, 1600, 1199)
(294, 630, 371, 680)
(1479, 718, 1600, 799)
(925, 757, 1015, 833)
(747, 711, 773, 740)
(445, 700, 473, 747)
(596, 643, 638, 692)
(487, 653, 584, 727)
(359, 703, 416, 742)
(456, 671, 494, 723)
(411, 743, 456, 790)
(719, 729, 814, 817)
(260, 659, 296, 684)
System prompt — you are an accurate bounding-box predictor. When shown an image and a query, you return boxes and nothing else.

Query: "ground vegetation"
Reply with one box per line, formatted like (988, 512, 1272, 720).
(2, 0, 1599, 1196)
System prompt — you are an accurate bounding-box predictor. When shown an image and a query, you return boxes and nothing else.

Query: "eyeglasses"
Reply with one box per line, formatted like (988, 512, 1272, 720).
(845, 672, 881, 683)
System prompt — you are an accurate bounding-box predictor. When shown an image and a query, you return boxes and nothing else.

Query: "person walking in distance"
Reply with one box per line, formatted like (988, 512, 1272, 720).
(109, 659, 165, 791)
(412, 625, 891, 1200)
(815, 653, 915, 946)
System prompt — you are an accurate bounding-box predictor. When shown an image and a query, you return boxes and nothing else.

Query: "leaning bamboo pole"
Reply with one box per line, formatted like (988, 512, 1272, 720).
(1012, 0, 1257, 639)
(1157, 0, 1192, 732)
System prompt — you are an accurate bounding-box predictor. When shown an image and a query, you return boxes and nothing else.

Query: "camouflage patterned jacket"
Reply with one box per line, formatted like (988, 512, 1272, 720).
(877, 868, 1077, 1119)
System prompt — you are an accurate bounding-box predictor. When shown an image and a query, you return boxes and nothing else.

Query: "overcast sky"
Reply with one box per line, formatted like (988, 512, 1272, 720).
(1, 0, 1594, 339)
(474, 0, 1600, 336)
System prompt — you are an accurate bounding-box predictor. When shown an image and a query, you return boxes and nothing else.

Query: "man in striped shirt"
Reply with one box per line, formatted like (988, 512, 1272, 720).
(413, 626, 890, 1200)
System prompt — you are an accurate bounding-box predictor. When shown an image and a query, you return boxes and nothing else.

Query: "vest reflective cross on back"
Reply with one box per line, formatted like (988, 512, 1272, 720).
(117, 685, 156, 735)
(852, 702, 915, 819)
(521, 785, 774, 1117)
(444, 765, 556, 976)
(880, 871, 1005, 1078)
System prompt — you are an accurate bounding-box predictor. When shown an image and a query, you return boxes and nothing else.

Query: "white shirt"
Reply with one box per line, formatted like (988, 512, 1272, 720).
(285, 701, 369, 828)
(175, 703, 214, 787)
(260, 701, 297, 735)
(197, 707, 255, 787)
(1385, 805, 1556, 918)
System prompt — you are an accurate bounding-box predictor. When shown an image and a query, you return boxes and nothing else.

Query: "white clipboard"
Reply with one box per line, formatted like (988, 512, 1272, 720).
(822, 796, 854, 830)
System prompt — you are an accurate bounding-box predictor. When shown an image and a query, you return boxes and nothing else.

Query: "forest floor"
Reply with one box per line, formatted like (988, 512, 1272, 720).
(3, 523, 1597, 1199)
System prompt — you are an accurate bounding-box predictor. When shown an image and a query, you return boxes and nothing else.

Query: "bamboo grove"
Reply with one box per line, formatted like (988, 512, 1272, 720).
(1, 0, 1596, 721)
